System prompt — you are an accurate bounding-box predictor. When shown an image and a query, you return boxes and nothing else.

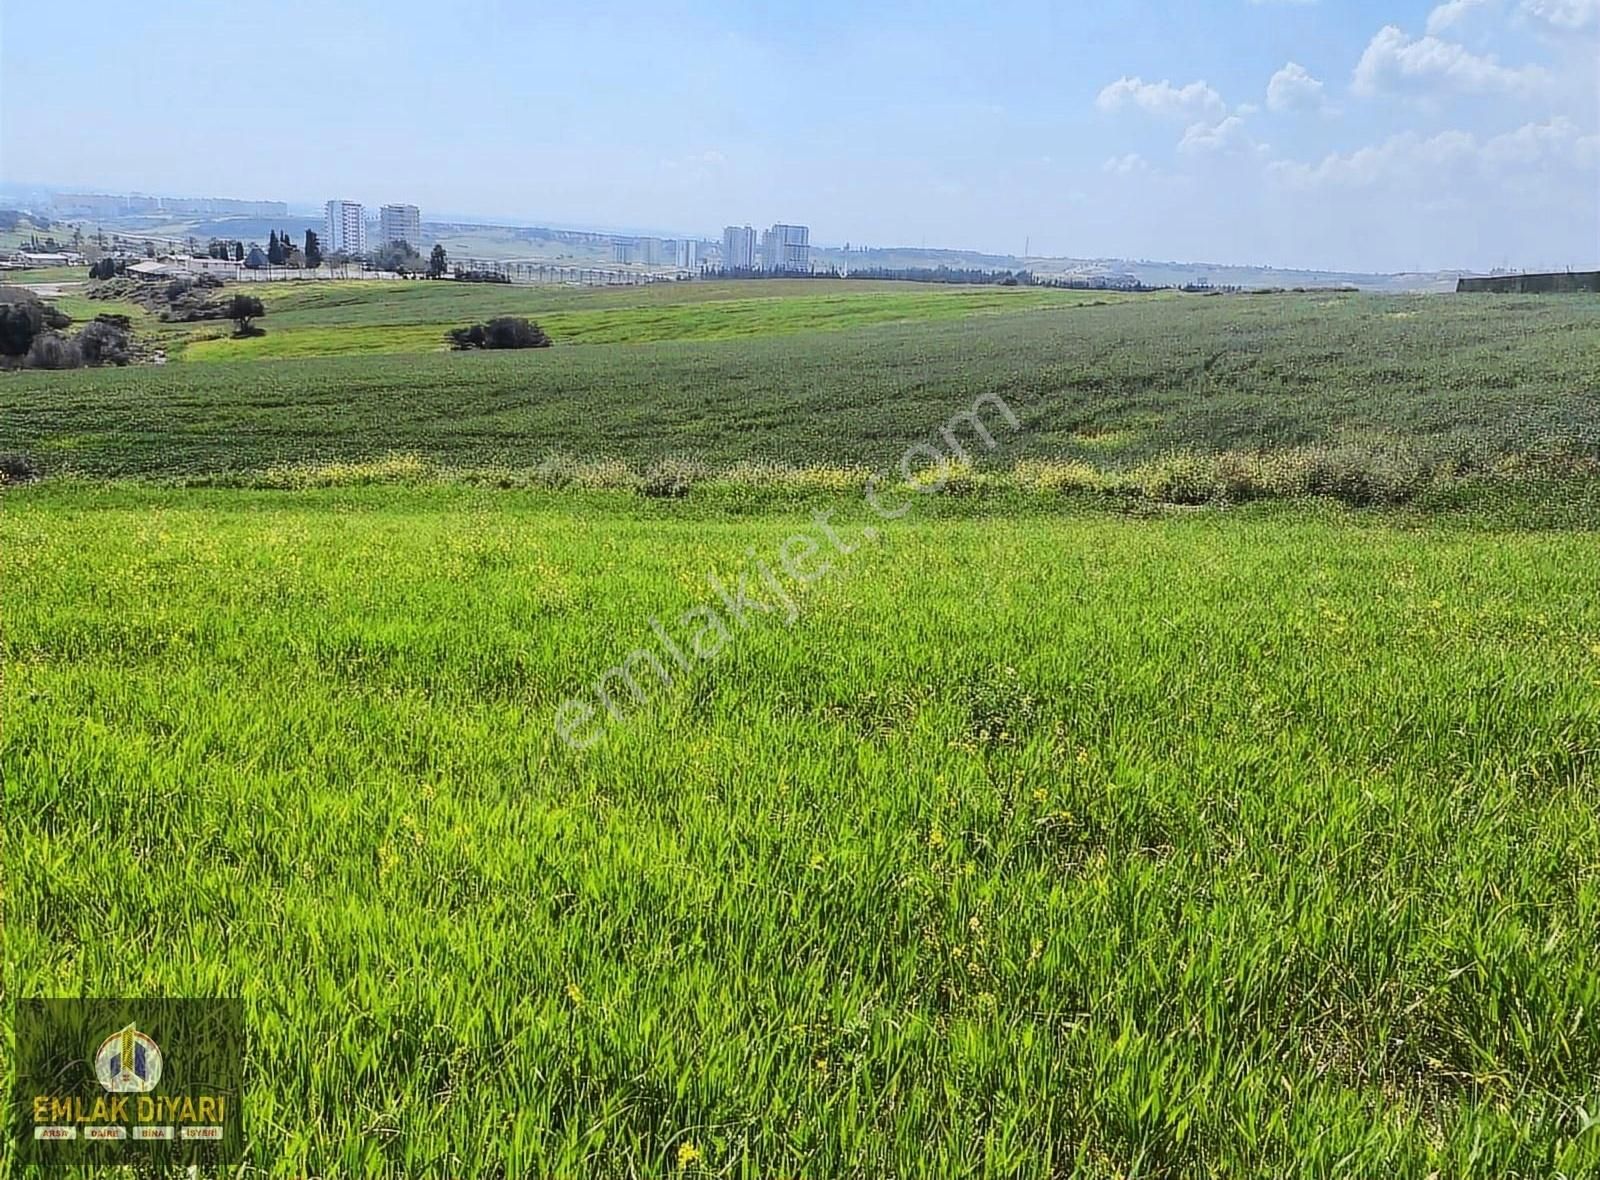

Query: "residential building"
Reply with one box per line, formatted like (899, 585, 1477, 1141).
(722, 224, 757, 270)
(324, 200, 366, 256)
(676, 239, 699, 269)
(761, 223, 810, 273)
(378, 204, 422, 249)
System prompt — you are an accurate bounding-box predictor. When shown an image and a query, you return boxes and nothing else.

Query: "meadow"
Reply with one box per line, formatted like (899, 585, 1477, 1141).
(5, 291, 1599, 487)
(3, 284, 1600, 1176)
(4, 485, 1599, 1176)
(177, 280, 1126, 361)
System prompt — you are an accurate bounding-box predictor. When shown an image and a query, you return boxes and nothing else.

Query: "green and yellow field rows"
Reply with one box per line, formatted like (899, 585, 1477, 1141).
(180, 281, 1131, 360)
(7, 294, 1599, 484)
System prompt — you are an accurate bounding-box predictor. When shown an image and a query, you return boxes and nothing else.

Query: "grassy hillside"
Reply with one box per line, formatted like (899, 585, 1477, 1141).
(6, 293, 1597, 483)
(179, 280, 1128, 360)
(5, 485, 1598, 1175)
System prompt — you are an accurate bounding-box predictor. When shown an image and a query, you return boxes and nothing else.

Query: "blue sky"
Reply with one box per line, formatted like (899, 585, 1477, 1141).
(2, 0, 1594, 271)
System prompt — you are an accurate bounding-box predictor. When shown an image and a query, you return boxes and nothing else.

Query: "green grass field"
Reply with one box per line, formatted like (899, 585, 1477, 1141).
(7, 292, 1599, 485)
(0, 266, 89, 285)
(4, 486, 1598, 1176)
(4, 284, 1600, 1175)
(179, 281, 1128, 360)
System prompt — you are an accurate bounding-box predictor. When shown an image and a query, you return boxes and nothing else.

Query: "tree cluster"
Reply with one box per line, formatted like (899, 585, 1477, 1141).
(265, 230, 303, 266)
(0, 289, 130, 369)
(369, 239, 422, 274)
(448, 316, 550, 350)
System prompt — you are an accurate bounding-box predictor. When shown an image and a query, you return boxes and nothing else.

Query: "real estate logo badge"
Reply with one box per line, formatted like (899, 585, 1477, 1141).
(12, 998, 244, 1164)
(94, 1023, 163, 1093)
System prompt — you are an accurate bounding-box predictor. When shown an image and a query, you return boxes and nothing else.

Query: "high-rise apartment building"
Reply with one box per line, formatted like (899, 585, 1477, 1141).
(761, 224, 810, 273)
(378, 204, 421, 249)
(722, 225, 757, 270)
(324, 200, 366, 256)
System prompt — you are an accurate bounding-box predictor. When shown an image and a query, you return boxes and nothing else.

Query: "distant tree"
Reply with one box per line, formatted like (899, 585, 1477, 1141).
(25, 331, 81, 369)
(76, 319, 131, 366)
(449, 316, 551, 350)
(429, 243, 448, 278)
(485, 316, 550, 349)
(268, 230, 284, 265)
(226, 293, 265, 336)
(304, 230, 323, 269)
(370, 239, 421, 274)
(0, 299, 45, 356)
(447, 324, 487, 349)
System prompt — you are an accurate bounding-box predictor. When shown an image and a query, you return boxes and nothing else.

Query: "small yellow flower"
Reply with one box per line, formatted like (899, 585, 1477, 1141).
(927, 826, 945, 849)
(1029, 937, 1044, 964)
(677, 1141, 702, 1170)
(814, 1056, 829, 1074)
(1031, 787, 1048, 804)
(565, 982, 585, 1008)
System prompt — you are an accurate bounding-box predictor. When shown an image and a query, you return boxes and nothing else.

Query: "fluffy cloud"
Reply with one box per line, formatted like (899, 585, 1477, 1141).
(1520, 0, 1600, 30)
(1269, 116, 1597, 187)
(1353, 25, 1550, 96)
(1426, 0, 1492, 34)
(1178, 116, 1266, 156)
(1266, 62, 1327, 111)
(1096, 76, 1227, 121)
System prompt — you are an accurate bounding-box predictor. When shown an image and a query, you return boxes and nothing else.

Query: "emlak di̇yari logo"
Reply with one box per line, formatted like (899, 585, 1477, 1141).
(12, 998, 244, 1166)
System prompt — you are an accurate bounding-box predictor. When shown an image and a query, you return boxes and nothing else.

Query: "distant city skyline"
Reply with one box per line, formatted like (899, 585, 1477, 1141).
(4, 1, 1594, 273)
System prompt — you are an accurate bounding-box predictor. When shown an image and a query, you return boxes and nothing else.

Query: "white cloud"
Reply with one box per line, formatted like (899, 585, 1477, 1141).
(1096, 76, 1227, 121)
(1102, 153, 1150, 175)
(1520, 0, 1600, 30)
(1353, 25, 1550, 96)
(1270, 116, 1598, 187)
(1266, 62, 1327, 111)
(1426, 0, 1493, 34)
(1178, 116, 1266, 156)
